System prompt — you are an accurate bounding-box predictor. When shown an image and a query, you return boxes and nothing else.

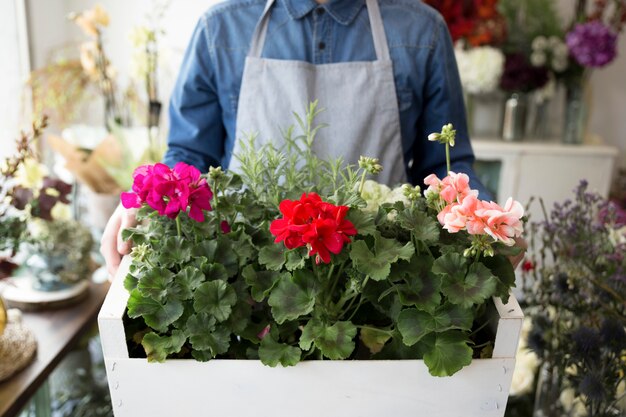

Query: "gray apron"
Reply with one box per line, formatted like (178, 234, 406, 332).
(231, 0, 406, 186)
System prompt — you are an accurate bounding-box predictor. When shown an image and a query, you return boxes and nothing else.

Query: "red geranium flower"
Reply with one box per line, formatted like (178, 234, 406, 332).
(270, 193, 357, 264)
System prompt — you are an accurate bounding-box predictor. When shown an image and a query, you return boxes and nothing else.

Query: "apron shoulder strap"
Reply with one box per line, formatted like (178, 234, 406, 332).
(248, 0, 391, 61)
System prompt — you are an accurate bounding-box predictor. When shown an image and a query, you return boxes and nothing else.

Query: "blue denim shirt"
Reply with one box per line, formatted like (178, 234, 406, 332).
(164, 0, 490, 197)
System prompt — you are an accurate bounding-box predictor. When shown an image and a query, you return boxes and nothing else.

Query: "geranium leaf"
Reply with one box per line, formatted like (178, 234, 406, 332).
(397, 208, 440, 244)
(398, 255, 441, 312)
(124, 272, 139, 292)
(285, 248, 307, 271)
(299, 319, 324, 350)
(313, 321, 357, 360)
(268, 274, 315, 324)
(346, 209, 377, 236)
(127, 289, 184, 332)
(205, 263, 228, 282)
(258, 335, 301, 367)
(160, 236, 192, 266)
(242, 265, 284, 302)
(214, 237, 239, 277)
(187, 313, 230, 357)
(422, 331, 473, 377)
(259, 244, 286, 271)
(171, 266, 205, 300)
(481, 254, 515, 303)
(360, 327, 392, 354)
(193, 280, 237, 322)
(441, 304, 474, 330)
(441, 262, 498, 308)
(432, 252, 467, 280)
(398, 309, 442, 346)
(350, 234, 414, 281)
(141, 330, 186, 362)
(137, 268, 175, 302)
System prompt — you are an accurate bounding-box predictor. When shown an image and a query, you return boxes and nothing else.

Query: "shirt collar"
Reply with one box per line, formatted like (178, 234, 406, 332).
(281, 0, 365, 26)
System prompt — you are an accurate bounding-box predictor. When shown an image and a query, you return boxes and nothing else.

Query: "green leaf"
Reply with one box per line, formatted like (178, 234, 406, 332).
(285, 248, 307, 271)
(397, 208, 440, 244)
(397, 302, 473, 347)
(137, 268, 175, 302)
(441, 262, 498, 308)
(242, 265, 284, 302)
(124, 272, 139, 292)
(142, 330, 186, 362)
(160, 236, 192, 266)
(268, 274, 315, 324)
(171, 266, 205, 300)
(204, 263, 228, 282)
(432, 252, 467, 280)
(346, 209, 377, 236)
(482, 255, 516, 303)
(193, 238, 238, 277)
(313, 321, 357, 360)
(299, 319, 324, 350)
(258, 335, 301, 367)
(397, 309, 441, 346)
(360, 327, 392, 354)
(193, 280, 237, 322)
(350, 233, 414, 281)
(127, 289, 184, 332)
(422, 331, 473, 377)
(187, 313, 230, 356)
(397, 255, 441, 312)
(259, 244, 286, 271)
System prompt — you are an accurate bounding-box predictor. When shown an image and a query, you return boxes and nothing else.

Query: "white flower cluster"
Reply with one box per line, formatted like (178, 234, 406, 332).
(530, 36, 569, 72)
(509, 317, 540, 397)
(360, 180, 410, 213)
(454, 45, 505, 95)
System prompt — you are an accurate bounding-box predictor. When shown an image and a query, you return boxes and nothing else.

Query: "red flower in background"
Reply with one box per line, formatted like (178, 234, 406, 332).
(270, 193, 357, 264)
(424, 0, 506, 46)
(121, 162, 213, 222)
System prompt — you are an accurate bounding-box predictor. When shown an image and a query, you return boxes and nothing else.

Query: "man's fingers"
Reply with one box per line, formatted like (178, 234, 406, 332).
(117, 208, 138, 255)
(100, 206, 123, 278)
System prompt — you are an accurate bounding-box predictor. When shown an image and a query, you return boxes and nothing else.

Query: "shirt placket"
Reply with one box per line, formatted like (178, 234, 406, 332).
(312, 6, 331, 64)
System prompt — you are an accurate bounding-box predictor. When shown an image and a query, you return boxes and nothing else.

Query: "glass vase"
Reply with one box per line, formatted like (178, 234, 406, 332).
(501, 92, 528, 142)
(562, 82, 588, 145)
(533, 363, 564, 417)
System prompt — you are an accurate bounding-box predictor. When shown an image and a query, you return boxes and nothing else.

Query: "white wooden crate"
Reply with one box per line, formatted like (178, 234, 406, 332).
(99, 257, 523, 417)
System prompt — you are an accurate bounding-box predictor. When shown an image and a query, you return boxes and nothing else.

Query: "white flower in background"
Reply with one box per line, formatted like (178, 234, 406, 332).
(15, 158, 48, 190)
(531, 35, 569, 73)
(80, 42, 99, 80)
(608, 225, 626, 247)
(50, 202, 72, 221)
(455, 44, 505, 95)
(559, 388, 587, 417)
(510, 317, 540, 396)
(27, 218, 48, 240)
(361, 180, 391, 212)
(383, 186, 411, 207)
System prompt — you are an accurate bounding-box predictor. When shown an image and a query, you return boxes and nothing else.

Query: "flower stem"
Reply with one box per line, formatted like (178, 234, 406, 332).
(445, 142, 451, 174)
(358, 170, 367, 195)
(176, 216, 182, 237)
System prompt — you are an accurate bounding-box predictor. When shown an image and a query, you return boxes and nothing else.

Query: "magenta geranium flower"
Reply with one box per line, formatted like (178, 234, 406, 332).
(120, 162, 213, 222)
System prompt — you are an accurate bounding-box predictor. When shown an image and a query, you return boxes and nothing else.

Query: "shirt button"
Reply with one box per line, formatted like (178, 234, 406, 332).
(318, 41, 326, 50)
(316, 7, 325, 15)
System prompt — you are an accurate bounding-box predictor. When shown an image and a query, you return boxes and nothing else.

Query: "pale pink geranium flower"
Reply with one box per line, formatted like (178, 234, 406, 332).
(438, 195, 479, 233)
(439, 172, 478, 204)
(474, 198, 524, 246)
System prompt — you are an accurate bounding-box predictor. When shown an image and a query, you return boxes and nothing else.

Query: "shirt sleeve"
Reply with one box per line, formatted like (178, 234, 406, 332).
(163, 16, 225, 172)
(410, 17, 493, 201)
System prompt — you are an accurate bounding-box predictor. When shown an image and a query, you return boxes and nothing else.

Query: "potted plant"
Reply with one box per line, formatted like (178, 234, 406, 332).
(99, 105, 524, 416)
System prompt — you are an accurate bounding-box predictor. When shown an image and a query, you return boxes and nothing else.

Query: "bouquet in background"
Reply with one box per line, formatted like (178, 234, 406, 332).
(120, 104, 524, 377)
(523, 181, 626, 417)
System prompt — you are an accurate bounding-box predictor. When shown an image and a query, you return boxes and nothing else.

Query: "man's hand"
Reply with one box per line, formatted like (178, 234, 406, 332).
(509, 236, 528, 270)
(100, 204, 137, 279)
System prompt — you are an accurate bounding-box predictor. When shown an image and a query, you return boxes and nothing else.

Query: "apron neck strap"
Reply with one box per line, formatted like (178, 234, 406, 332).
(248, 0, 391, 61)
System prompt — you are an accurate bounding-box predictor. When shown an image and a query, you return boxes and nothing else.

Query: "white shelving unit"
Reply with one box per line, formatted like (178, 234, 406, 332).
(472, 138, 618, 220)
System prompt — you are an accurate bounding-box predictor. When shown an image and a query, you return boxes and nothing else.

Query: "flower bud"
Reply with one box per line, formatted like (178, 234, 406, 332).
(208, 166, 225, 181)
(358, 156, 383, 175)
(402, 184, 422, 201)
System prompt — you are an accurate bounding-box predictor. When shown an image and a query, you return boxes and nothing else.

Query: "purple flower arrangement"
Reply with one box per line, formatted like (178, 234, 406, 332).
(566, 21, 618, 68)
(499, 52, 549, 93)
